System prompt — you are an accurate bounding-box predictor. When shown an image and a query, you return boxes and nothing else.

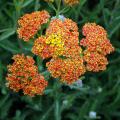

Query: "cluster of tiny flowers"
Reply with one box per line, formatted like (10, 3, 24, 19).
(32, 17, 85, 84)
(43, 0, 79, 6)
(47, 57, 85, 84)
(80, 23, 114, 72)
(17, 10, 50, 41)
(32, 18, 80, 59)
(64, 0, 79, 6)
(83, 50, 108, 72)
(6, 54, 48, 96)
(12, 9, 114, 95)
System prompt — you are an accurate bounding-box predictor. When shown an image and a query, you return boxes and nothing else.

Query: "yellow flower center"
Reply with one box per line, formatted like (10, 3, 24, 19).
(46, 33, 64, 56)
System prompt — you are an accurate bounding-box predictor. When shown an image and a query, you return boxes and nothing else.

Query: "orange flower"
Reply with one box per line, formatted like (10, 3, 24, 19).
(32, 36, 53, 59)
(80, 23, 114, 55)
(83, 50, 108, 72)
(6, 54, 48, 96)
(80, 23, 114, 72)
(32, 18, 80, 59)
(46, 18, 79, 47)
(63, 45, 82, 58)
(47, 57, 85, 84)
(17, 10, 50, 41)
(64, 0, 79, 6)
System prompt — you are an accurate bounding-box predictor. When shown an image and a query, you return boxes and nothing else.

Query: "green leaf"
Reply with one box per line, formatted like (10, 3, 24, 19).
(0, 28, 15, 41)
(0, 40, 20, 53)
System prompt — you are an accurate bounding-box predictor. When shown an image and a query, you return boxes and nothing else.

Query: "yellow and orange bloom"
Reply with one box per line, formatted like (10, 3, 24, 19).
(80, 23, 114, 56)
(6, 54, 48, 96)
(32, 17, 86, 84)
(32, 36, 53, 59)
(46, 18, 79, 47)
(47, 57, 85, 84)
(31, 16, 115, 84)
(83, 50, 108, 72)
(17, 10, 50, 41)
(80, 23, 114, 72)
(64, 0, 79, 6)
(32, 18, 80, 59)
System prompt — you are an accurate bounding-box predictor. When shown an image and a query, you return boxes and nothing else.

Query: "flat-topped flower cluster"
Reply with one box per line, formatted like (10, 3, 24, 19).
(44, 0, 79, 6)
(6, 54, 48, 96)
(6, 10, 114, 96)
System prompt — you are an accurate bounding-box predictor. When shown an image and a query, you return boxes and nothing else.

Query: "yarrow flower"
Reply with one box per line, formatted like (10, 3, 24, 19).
(32, 36, 53, 59)
(64, 0, 79, 6)
(32, 17, 86, 84)
(43, 0, 79, 6)
(47, 57, 85, 84)
(31, 15, 114, 84)
(80, 23, 114, 72)
(80, 23, 114, 56)
(17, 10, 50, 41)
(32, 18, 80, 59)
(83, 50, 108, 72)
(6, 54, 48, 96)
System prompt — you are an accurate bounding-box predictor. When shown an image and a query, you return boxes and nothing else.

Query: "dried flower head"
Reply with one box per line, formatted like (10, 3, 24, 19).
(6, 54, 48, 96)
(47, 57, 85, 84)
(64, 0, 79, 6)
(17, 10, 50, 41)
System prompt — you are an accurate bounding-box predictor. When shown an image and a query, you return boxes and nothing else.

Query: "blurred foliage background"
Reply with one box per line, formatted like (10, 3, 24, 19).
(0, 0, 120, 120)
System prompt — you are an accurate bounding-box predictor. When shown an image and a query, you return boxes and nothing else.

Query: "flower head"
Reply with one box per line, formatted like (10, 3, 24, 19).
(80, 23, 114, 55)
(32, 36, 53, 59)
(47, 57, 85, 84)
(32, 18, 80, 59)
(80, 23, 114, 72)
(83, 50, 108, 72)
(6, 54, 48, 96)
(64, 0, 79, 6)
(17, 10, 50, 41)
(46, 32, 65, 56)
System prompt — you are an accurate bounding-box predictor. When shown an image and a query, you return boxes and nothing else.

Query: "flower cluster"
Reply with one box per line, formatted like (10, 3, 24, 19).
(32, 17, 85, 84)
(17, 10, 50, 41)
(11, 9, 114, 96)
(43, 0, 79, 6)
(80, 23, 114, 72)
(6, 54, 48, 96)
(47, 57, 85, 84)
(83, 50, 108, 72)
(64, 0, 79, 6)
(32, 18, 80, 59)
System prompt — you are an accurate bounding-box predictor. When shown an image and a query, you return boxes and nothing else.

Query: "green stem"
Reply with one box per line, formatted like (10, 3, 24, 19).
(17, 38, 23, 49)
(54, 80, 61, 120)
(59, 6, 70, 14)
(55, 98, 61, 120)
(34, 0, 40, 11)
(56, 0, 61, 17)
(41, 104, 54, 120)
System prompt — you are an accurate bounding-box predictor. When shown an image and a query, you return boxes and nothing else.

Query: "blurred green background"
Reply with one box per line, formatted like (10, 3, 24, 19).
(0, 0, 120, 120)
